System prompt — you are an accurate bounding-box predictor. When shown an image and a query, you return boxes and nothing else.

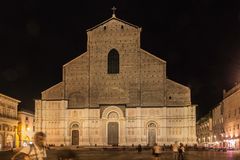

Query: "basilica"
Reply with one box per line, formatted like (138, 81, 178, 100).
(35, 11, 197, 146)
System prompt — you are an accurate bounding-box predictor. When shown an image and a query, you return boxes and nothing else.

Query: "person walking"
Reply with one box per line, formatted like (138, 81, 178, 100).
(137, 144, 142, 153)
(172, 141, 179, 160)
(152, 143, 157, 155)
(153, 143, 162, 156)
(178, 143, 185, 160)
(11, 132, 47, 160)
(152, 143, 162, 160)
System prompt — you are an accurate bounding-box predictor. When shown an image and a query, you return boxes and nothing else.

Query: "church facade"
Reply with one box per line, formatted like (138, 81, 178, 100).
(35, 13, 197, 146)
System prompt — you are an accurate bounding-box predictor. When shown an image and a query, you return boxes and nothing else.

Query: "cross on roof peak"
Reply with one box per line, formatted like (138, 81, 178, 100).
(111, 6, 117, 17)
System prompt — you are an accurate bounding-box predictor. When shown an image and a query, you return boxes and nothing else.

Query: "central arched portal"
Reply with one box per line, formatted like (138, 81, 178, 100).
(148, 123, 156, 146)
(108, 122, 119, 145)
(102, 107, 123, 146)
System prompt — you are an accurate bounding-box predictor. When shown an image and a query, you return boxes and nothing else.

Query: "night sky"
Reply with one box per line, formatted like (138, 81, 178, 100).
(1, 0, 240, 119)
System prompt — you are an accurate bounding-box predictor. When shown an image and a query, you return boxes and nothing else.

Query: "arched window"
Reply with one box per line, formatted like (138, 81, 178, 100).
(108, 49, 119, 74)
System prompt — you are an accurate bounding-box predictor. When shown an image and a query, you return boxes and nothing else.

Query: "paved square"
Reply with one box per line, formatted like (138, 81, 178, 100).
(1, 149, 240, 160)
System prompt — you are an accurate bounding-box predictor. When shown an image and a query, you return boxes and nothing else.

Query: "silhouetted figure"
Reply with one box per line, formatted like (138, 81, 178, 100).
(178, 143, 184, 160)
(137, 144, 142, 153)
(152, 143, 157, 155)
(163, 144, 166, 151)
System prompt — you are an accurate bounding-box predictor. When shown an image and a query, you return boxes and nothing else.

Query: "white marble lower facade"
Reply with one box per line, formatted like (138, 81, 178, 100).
(35, 100, 196, 146)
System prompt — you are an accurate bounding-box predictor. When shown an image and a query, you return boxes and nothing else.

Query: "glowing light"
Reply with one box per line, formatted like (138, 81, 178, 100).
(23, 142, 27, 147)
(229, 139, 235, 145)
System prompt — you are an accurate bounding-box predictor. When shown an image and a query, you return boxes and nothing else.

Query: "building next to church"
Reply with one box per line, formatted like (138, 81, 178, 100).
(0, 93, 20, 149)
(222, 83, 240, 149)
(197, 83, 240, 150)
(212, 103, 224, 148)
(35, 10, 197, 146)
(17, 110, 35, 147)
(196, 112, 213, 147)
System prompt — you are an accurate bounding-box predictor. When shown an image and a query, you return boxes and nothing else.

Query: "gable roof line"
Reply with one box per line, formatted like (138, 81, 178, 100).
(166, 78, 190, 90)
(86, 16, 140, 32)
(0, 93, 21, 103)
(41, 82, 63, 94)
(140, 49, 166, 63)
(63, 52, 87, 67)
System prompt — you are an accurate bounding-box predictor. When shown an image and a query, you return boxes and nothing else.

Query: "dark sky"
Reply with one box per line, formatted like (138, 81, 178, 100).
(1, 0, 240, 119)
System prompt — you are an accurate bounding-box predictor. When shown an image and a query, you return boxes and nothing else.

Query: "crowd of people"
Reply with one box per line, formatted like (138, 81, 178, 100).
(136, 141, 186, 160)
(171, 141, 185, 160)
(11, 132, 186, 160)
(150, 141, 185, 160)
